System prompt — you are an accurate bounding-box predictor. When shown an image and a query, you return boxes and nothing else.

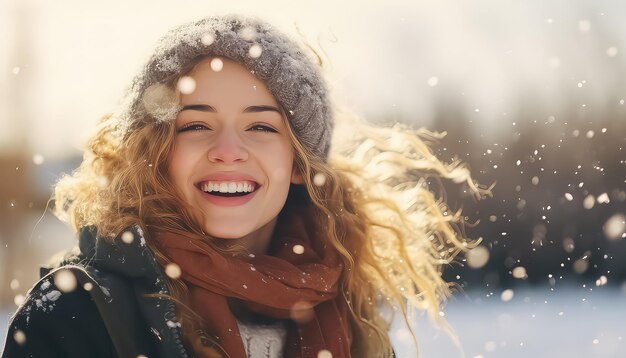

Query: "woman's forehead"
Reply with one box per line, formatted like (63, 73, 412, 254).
(179, 57, 279, 109)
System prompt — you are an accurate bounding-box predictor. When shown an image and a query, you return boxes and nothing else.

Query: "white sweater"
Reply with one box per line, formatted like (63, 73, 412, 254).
(237, 319, 288, 358)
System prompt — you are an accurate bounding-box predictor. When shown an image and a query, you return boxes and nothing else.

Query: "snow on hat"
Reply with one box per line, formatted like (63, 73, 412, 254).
(116, 15, 334, 160)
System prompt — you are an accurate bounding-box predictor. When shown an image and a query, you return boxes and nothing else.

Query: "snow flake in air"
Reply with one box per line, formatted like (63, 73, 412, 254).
(248, 44, 262, 58)
(500, 289, 514, 302)
(54, 269, 77, 293)
(606, 47, 618, 57)
(121, 231, 134, 244)
(603, 214, 626, 240)
(317, 349, 333, 358)
(292, 244, 305, 255)
(10, 279, 19, 290)
(573, 257, 589, 274)
(142, 83, 180, 123)
(466, 246, 489, 269)
(165, 263, 182, 279)
(597, 193, 610, 204)
(177, 76, 196, 95)
(512, 266, 527, 279)
(583, 194, 596, 210)
(32, 154, 44, 165)
(210, 58, 224, 72)
(313, 173, 327, 186)
(13, 330, 26, 345)
(562, 237, 575, 253)
(596, 275, 608, 286)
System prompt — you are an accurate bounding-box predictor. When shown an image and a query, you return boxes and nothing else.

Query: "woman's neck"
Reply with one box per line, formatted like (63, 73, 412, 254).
(233, 216, 278, 255)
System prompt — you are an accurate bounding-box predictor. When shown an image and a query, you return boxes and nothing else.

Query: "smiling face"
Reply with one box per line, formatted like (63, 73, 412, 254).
(168, 57, 303, 252)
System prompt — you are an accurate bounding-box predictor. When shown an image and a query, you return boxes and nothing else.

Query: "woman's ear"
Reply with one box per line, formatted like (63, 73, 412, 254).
(290, 168, 305, 184)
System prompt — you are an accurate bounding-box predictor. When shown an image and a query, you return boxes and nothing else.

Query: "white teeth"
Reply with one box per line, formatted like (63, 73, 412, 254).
(202, 181, 256, 193)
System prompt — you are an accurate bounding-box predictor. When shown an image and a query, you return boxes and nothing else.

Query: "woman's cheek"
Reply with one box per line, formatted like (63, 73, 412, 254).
(270, 167, 290, 183)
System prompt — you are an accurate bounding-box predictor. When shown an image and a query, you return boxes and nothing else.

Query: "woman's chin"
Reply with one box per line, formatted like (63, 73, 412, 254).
(203, 230, 247, 240)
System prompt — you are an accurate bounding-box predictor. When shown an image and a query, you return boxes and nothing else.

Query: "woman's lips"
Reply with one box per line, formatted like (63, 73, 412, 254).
(194, 173, 261, 207)
(196, 182, 260, 207)
(196, 180, 260, 206)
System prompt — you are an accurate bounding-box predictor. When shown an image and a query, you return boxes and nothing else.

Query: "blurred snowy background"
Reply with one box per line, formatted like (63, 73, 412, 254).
(1, 0, 625, 357)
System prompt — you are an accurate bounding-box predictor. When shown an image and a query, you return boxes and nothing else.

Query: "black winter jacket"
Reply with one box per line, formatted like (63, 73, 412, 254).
(2, 226, 192, 358)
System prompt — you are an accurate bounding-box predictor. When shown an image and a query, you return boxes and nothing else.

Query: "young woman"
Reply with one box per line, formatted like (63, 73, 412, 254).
(2, 15, 487, 358)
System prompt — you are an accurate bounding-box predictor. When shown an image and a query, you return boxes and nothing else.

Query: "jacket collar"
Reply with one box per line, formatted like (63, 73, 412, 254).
(79, 225, 162, 281)
(78, 225, 192, 358)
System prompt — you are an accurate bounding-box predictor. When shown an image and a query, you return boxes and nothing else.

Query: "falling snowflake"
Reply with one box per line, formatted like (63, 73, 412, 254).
(54, 269, 77, 293)
(165, 263, 182, 279)
(13, 330, 26, 346)
(292, 244, 305, 255)
(121, 231, 134, 244)
(466, 246, 490, 269)
(313, 173, 327, 186)
(210, 58, 224, 72)
(177, 76, 196, 94)
(248, 44, 262, 58)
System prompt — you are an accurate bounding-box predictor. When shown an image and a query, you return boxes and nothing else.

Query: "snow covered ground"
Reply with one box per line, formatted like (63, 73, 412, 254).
(392, 285, 626, 358)
(2, 284, 624, 357)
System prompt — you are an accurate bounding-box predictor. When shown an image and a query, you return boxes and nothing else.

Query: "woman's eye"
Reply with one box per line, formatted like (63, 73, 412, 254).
(177, 123, 210, 133)
(248, 124, 277, 133)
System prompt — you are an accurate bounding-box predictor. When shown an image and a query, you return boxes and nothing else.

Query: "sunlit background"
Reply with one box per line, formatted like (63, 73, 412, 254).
(1, 0, 625, 357)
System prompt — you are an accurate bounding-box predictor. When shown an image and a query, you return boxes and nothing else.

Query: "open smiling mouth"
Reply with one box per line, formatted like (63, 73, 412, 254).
(197, 181, 259, 197)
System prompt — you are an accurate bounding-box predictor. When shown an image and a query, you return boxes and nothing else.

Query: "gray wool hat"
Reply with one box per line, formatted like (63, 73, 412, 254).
(116, 15, 334, 160)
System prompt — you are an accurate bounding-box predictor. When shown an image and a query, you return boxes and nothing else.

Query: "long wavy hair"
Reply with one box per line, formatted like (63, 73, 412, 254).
(54, 54, 489, 356)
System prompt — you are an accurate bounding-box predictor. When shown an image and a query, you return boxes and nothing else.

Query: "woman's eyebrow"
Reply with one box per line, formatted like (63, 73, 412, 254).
(179, 104, 280, 113)
(243, 105, 280, 114)
(180, 104, 216, 112)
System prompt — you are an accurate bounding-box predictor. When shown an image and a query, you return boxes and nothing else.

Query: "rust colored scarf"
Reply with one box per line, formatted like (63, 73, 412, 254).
(155, 211, 352, 358)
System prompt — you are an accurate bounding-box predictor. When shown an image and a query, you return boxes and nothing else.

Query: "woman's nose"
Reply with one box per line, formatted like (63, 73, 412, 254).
(207, 129, 249, 163)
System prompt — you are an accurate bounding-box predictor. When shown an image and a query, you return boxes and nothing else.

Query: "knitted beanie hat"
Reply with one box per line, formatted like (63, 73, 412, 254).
(116, 15, 334, 160)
